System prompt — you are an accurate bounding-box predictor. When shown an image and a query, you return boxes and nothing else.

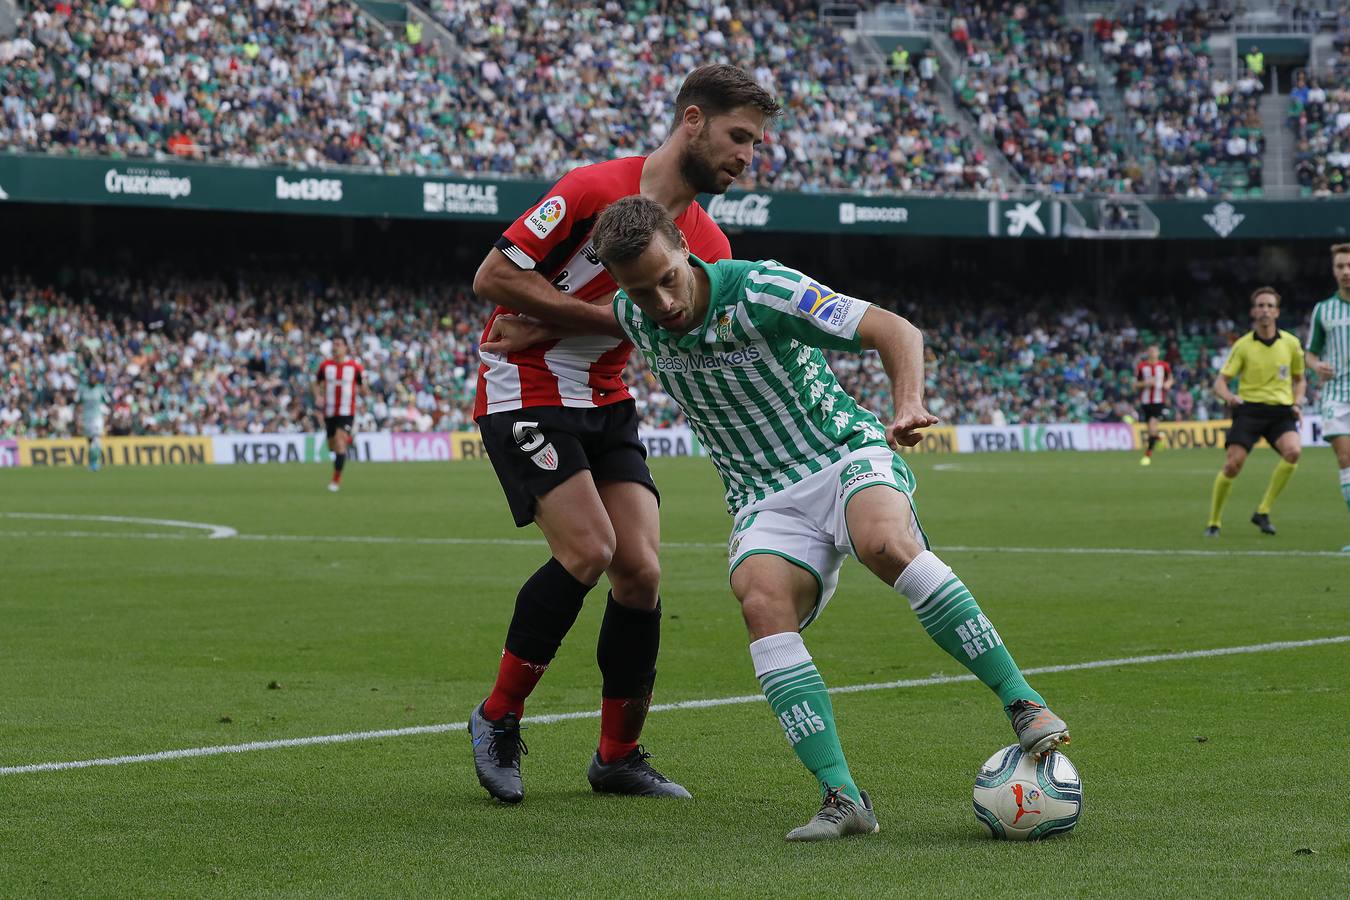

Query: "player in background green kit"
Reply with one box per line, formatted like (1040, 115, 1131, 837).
(77, 371, 109, 472)
(484, 196, 1070, 841)
(1306, 244, 1350, 551)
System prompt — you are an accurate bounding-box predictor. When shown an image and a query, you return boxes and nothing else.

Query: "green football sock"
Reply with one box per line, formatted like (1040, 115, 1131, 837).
(895, 551, 1044, 713)
(1210, 471, 1235, 526)
(1257, 459, 1297, 514)
(750, 632, 860, 804)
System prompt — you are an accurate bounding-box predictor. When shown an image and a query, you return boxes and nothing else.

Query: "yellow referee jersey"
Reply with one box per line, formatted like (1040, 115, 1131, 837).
(1220, 330, 1305, 406)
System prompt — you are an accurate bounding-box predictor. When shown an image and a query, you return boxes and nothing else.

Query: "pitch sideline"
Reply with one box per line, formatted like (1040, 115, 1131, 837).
(3, 635, 1346, 777)
(0, 514, 1346, 558)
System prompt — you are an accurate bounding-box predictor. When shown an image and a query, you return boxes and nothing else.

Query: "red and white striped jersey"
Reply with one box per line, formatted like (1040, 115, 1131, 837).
(473, 156, 732, 419)
(317, 358, 363, 417)
(1136, 360, 1172, 405)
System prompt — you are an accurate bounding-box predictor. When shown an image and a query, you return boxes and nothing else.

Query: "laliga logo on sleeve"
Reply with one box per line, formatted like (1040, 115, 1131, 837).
(526, 196, 567, 238)
(797, 280, 853, 327)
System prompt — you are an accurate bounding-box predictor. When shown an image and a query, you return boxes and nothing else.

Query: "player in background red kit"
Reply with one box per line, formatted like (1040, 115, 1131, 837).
(1134, 345, 1174, 466)
(466, 65, 781, 804)
(313, 335, 366, 492)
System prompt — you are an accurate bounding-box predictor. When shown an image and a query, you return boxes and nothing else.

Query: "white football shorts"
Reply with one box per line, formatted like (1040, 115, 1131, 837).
(727, 444, 928, 629)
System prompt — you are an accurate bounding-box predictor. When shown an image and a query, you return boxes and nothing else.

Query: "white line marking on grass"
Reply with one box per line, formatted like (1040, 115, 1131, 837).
(1, 526, 1347, 558)
(0, 512, 237, 539)
(4, 635, 1346, 777)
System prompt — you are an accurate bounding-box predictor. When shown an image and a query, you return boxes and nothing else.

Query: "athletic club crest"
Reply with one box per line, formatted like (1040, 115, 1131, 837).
(531, 442, 559, 471)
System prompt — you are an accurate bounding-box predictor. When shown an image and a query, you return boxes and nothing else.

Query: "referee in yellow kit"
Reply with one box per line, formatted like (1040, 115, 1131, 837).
(1207, 287, 1307, 536)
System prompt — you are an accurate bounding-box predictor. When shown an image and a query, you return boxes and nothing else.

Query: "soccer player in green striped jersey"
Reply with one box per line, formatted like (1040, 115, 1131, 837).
(1306, 243, 1350, 551)
(485, 196, 1071, 841)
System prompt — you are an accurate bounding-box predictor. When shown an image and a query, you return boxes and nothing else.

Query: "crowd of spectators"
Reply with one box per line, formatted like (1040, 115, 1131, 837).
(1, 267, 483, 439)
(417, 0, 999, 193)
(951, 1, 1139, 194)
(0, 0, 996, 193)
(5, 265, 1325, 441)
(1095, 3, 1265, 197)
(1289, 8, 1350, 197)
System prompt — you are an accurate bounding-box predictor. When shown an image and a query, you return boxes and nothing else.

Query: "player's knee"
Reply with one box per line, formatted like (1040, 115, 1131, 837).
(608, 557, 661, 609)
(556, 537, 615, 586)
(854, 527, 922, 578)
(1282, 447, 1301, 464)
(735, 588, 791, 633)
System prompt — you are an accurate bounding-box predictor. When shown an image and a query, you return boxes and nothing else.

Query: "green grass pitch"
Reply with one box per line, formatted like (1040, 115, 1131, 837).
(2, 449, 1348, 897)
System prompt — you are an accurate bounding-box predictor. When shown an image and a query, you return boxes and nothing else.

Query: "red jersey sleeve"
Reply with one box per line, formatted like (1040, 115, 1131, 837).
(496, 168, 600, 271)
(354, 362, 364, 385)
(1134, 362, 1145, 379)
(1163, 362, 1172, 377)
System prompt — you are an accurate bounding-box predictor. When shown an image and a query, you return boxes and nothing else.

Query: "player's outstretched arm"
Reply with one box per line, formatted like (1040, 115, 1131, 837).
(473, 250, 624, 338)
(856, 307, 938, 449)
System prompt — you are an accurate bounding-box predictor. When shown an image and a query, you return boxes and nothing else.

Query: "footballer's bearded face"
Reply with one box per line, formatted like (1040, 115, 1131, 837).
(678, 106, 767, 195)
(610, 233, 704, 334)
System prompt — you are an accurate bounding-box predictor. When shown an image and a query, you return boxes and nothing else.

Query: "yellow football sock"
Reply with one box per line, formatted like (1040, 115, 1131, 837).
(1257, 460, 1298, 514)
(1209, 472, 1235, 527)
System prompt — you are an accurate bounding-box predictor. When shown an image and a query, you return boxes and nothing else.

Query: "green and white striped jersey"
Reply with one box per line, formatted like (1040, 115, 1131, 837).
(613, 256, 896, 514)
(1307, 295, 1350, 404)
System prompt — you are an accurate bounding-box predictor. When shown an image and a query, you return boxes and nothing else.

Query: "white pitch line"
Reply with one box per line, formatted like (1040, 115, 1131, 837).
(0, 512, 237, 539)
(1, 526, 1346, 558)
(3, 634, 1345, 777)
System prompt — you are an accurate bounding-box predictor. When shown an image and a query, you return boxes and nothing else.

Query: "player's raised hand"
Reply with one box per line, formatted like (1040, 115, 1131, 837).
(1312, 358, 1334, 379)
(887, 403, 939, 450)
(480, 314, 550, 355)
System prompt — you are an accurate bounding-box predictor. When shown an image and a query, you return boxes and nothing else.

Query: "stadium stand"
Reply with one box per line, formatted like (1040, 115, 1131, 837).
(1289, 45, 1350, 196)
(1095, 3, 1265, 197)
(1, 267, 483, 438)
(0, 0, 995, 192)
(5, 263, 1318, 439)
(950, 0, 1137, 194)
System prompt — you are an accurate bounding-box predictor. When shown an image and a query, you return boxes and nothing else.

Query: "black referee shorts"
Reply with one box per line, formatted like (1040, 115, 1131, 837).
(1225, 403, 1298, 452)
(477, 400, 659, 527)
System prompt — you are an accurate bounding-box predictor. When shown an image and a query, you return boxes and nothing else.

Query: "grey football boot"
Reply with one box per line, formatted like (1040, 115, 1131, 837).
(586, 746, 692, 798)
(785, 787, 880, 841)
(1006, 698, 1070, 758)
(468, 701, 526, 803)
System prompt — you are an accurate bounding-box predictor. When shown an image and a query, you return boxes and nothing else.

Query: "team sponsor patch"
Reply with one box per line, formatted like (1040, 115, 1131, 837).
(796, 280, 853, 328)
(525, 195, 567, 239)
(531, 442, 559, 471)
(838, 458, 889, 498)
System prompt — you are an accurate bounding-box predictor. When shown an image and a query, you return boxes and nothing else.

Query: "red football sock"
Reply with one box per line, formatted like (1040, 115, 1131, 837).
(598, 694, 651, 764)
(483, 649, 549, 720)
(331, 469, 343, 483)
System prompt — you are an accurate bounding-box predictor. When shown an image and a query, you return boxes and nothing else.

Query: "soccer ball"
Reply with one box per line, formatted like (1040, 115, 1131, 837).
(972, 744, 1082, 840)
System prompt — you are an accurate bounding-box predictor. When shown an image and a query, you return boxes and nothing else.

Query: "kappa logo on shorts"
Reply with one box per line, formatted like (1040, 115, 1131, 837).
(838, 458, 887, 498)
(531, 442, 559, 471)
(525, 195, 567, 239)
(839, 460, 873, 484)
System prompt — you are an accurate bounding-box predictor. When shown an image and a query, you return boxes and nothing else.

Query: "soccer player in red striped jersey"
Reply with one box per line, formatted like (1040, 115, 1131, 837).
(313, 336, 366, 492)
(466, 65, 781, 804)
(1134, 345, 1173, 466)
